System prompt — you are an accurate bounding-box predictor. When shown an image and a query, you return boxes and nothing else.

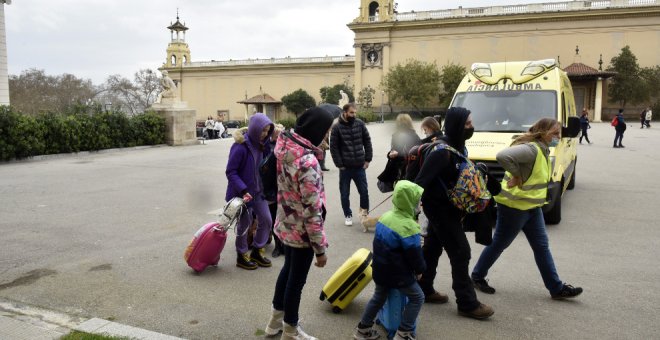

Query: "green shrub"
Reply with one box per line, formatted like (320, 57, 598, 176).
(275, 117, 296, 129)
(132, 111, 165, 145)
(0, 107, 166, 161)
(0, 106, 45, 160)
(357, 109, 379, 123)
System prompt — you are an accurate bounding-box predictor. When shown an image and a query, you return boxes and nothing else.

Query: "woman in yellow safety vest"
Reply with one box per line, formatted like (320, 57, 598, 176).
(470, 118, 583, 300)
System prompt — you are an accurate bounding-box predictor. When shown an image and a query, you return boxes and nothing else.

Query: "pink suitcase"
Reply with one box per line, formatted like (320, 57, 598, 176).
(184, 222, 228, 273)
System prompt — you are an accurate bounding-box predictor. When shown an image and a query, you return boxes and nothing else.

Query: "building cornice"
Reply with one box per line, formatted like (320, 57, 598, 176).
(162, 61, 354, 75)
(348, 6, 660, 33)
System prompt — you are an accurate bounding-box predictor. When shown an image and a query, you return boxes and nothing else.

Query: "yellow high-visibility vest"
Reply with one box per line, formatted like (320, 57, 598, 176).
(495, 143, 549, 210)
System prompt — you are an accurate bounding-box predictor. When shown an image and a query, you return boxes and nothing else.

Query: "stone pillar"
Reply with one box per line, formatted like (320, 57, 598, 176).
(152, 105, 197, 146)
(594, 77, 603, 122)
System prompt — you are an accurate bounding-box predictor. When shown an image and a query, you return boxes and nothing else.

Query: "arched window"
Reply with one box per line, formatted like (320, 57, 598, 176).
(369, 1, 380, 17)
(171, 55, 177, 66)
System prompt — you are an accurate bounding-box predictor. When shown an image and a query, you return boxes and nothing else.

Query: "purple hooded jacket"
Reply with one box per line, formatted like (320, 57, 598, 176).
(225, 113, 274, 202)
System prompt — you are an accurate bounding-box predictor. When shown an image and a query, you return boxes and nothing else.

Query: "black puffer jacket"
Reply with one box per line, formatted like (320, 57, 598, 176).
(330, 117, 373, 168)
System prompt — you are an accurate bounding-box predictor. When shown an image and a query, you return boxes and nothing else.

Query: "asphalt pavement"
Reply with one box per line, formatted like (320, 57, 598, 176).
(0, 121, 659, 340)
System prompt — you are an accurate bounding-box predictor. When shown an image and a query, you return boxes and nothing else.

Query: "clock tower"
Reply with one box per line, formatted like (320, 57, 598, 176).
(165, 11, 191, 68)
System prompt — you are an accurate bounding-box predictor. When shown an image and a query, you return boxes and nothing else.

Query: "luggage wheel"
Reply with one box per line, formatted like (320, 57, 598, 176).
(332, 306, 342, 314)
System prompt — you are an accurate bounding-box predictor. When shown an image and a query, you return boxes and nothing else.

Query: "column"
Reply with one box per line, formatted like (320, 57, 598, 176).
(594, 77, 603, 122)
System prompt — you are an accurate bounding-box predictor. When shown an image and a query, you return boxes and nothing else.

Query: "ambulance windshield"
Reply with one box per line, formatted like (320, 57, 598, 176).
(451, 91, 557, 132)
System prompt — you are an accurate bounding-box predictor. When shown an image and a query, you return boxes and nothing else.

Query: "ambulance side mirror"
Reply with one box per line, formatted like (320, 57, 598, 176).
(562, 117, 580, 138)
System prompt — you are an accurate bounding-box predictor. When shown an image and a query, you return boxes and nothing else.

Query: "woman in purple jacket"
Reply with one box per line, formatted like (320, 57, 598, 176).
(226, 112, 277, 270)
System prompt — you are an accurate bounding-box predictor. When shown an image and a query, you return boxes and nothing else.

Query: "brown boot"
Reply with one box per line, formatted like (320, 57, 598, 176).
(424, 290, 449, 304)
(458, 303, 494, 320)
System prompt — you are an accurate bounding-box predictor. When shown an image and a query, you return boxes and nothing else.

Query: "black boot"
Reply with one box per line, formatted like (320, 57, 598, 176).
(251, 248, 272, 267)
(236, 252, 258, 270)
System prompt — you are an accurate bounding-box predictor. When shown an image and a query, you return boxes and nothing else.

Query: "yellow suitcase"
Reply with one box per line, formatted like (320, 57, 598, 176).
(319, 248, 373, 313)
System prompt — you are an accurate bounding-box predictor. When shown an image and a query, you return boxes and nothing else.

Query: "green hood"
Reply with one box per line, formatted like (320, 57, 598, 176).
(377, 180, 424, 238)
(391, 180, 424, 219)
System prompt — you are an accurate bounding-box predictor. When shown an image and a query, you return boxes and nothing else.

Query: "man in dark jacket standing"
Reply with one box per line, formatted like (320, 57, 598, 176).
(330, 103, 373, 228)
(414, 107, 494, 319)
(614, 108, 627, 148)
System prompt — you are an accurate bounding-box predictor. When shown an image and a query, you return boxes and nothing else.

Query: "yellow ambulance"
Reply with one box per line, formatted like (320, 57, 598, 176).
(449, 59, 580, 224)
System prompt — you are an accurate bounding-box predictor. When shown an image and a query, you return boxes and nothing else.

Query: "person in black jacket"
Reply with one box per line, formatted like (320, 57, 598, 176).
(387, 114, 421, 180)
(414, 107, 494, 320)
(330, 103, 373, 227)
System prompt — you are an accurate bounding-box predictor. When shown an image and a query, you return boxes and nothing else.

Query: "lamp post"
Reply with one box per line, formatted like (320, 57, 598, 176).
(380, 91, 385, 123)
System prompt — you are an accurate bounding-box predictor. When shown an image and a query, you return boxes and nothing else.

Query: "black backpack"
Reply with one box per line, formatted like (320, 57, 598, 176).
(259, 152, 277, 202)
(404, 140, 443, 181)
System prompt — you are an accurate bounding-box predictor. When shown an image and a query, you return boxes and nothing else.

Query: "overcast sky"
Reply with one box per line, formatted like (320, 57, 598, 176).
(6, 0, 555, 84)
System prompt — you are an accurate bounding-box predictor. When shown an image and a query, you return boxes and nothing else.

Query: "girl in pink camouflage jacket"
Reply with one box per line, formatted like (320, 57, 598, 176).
(264, 106, 335, 340)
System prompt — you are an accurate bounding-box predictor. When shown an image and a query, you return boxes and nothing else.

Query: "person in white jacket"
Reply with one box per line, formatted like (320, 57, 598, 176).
(644, 107, 652, 128)
(214, 120, 225, 139)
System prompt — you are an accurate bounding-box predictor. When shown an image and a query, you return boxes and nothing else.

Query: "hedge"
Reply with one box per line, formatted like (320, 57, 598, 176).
(0, 106, 165, 161)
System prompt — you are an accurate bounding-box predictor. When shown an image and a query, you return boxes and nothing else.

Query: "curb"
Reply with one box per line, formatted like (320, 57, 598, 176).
(0, 298, 185, 340)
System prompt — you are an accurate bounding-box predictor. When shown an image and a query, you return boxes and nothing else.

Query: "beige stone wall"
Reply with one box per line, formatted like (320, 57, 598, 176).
(351, 5, 660, 111)
(163, 3, 660, 119)
(164, 63, 353, 122)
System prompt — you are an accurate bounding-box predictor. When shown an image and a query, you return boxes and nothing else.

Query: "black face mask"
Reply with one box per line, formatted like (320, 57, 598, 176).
(463, 127, 474, 140)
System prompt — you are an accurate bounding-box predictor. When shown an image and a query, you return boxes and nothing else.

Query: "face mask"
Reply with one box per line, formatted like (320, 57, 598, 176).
(549, 137, 559, 147)
(463, 127, 474, 140)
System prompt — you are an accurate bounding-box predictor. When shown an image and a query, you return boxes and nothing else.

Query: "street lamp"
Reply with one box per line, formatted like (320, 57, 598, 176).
(380, 91, 385, 123)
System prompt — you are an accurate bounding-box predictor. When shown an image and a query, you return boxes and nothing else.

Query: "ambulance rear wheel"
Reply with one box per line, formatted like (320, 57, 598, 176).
(544, 192, 562, 225)
(567, 160, 576, 190)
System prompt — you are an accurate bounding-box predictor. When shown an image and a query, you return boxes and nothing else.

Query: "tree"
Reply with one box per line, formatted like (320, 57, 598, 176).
(102, 69, 160, 115)
(281, 89, 316, 115)
(380, 59, 441, 112)
(607, 46, 648, 108)
(358, 86, 376, 109)
(438, 63, 467, 108)
(9, 69, 98, 115)
(319, 84, 354, 104)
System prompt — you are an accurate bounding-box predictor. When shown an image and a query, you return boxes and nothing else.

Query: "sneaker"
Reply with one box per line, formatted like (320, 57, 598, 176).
(551, 284, 583, 300)
(393, 329, 416, 340)
(353, 325, 380, 340)
(250, 248, 272, 267)
(458, 303, 494, 320)
(236, 252, 258, 270)
(424, 290, 449, 304)
(345, 216, 353, 226)
(619, 145, 625, 148)
(264, 307, 284, 336)
(281, 322, 318, 340)
(473, 278, 496, 294)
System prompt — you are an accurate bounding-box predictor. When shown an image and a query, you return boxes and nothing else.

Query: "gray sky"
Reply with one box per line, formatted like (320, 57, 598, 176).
(6, 0, 554, 84)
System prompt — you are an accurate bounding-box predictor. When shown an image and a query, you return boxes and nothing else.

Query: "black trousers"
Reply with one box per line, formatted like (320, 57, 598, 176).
(272, 245, 314, 325)
(579, 126, 590, 143)
(419, 205, 480, 311)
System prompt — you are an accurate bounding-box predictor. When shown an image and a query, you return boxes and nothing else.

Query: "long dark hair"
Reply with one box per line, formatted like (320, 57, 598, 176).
(512, 118, 560, 146)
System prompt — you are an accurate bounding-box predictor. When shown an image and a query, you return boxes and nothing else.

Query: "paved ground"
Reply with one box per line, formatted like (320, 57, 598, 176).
(0, 121, 659, 340)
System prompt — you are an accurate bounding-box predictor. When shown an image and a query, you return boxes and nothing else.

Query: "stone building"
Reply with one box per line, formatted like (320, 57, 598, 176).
(161, 0, 660, 122)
